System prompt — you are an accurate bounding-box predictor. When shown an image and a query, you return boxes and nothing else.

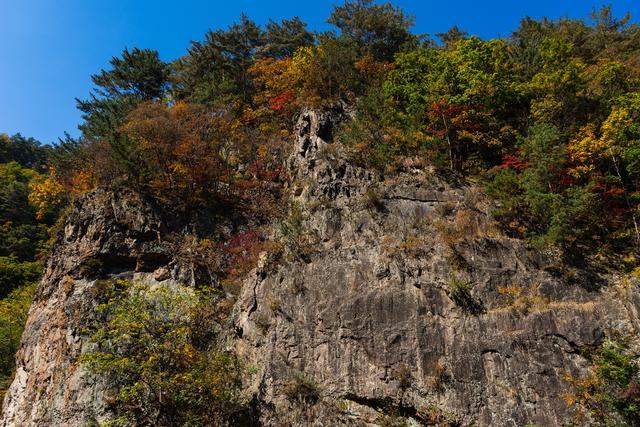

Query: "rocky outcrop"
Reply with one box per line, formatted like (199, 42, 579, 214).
(2, 108, 640, 426)
(0, 191, 197, 426)
(232, 109, 640, 425)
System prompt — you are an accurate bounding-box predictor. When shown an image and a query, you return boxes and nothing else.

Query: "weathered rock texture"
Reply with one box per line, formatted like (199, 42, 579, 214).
(3, 108, 640, 426)
(233, 108, 640, 426)
(0, 191, 204, 426)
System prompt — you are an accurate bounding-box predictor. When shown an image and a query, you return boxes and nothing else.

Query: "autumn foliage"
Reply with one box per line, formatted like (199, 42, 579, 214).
(21, 2, 640, 256)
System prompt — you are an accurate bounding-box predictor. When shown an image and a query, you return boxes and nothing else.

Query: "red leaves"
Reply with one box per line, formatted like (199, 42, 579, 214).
(499, 154, 528, 171)
(426, 99, 486, 135)
(248, 160, 285, 182)
(220, 230, 264, 278)
(557, 170, 576, 187)
(268, 90, 295, 112)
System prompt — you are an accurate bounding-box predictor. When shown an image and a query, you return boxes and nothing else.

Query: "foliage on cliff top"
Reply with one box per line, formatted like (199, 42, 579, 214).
(39, 1, 639, 259)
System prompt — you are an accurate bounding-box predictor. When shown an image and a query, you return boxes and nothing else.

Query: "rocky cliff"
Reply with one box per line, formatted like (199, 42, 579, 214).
(3, 109, 640, 426)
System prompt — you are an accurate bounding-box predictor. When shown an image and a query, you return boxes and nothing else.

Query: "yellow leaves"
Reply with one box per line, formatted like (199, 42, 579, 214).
(250, 46, 323, 112)
(250, 57, 295, 104)
(170, 99, 190, 116)
(569, 124, 603, 167)
(289, 45, 315, 82)
(28, 168, 67, 220)
(530, 96, 564, 123)
(601, 107, 632, 146)
(568, 107, 633, 177)
(257, 144, 268, 159)
(169, 162, 189, 178)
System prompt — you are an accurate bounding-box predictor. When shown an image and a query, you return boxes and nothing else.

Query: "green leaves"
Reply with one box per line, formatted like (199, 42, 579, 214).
(82, 280, 245, 425)
(77, 48, 169, 141)
(262, 17, 315, 59)
(0, 282, 35, 401)
(385, 37, 515, 119)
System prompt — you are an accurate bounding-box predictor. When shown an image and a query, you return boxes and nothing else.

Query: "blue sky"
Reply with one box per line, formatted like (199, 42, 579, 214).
(1, 0, 639, 144)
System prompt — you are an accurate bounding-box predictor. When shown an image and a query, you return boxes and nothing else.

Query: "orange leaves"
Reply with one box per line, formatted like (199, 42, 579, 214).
(110, 100, 287, 219)
(250, 57, 294, 100)
(250, 56, 301, 121)
(355, 54, 393, 85)
(120, 101, 230, 206)
(28, 168, 67, 220)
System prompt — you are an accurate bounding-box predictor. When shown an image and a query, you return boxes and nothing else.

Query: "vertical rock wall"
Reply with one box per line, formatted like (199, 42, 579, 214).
(2, 109, 640, 426)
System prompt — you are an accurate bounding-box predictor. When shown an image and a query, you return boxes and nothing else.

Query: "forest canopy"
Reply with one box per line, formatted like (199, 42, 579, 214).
(51, 1, 639, 255)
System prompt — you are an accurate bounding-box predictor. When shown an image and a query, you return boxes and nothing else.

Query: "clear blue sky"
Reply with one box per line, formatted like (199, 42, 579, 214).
(1, 0, 638, 144)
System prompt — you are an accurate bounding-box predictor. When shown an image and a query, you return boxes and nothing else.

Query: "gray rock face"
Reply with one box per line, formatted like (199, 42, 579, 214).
(0, 190, 190, 426)
(233, 109, 640, 425)
(2, 108, 640, 426)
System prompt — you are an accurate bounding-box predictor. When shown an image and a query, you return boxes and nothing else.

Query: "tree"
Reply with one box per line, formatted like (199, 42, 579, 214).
(174, 15, 263, 106)
(384, 37, 515, 119)
(28, 170, 67, 221)
(46, 133, 87, 192)
(436, 26, 468, 49)
(117, 101, 231, 206)
(423, 99, 499, 171)
(488, 124, 602, 248)
(381, 37, 516, 169)
(0, 134, 48, 170)
(77, 48, 169, 141)
(303, 34, 364, 102)
(328, 0, 419, 62)
(262, 17, 315, 59)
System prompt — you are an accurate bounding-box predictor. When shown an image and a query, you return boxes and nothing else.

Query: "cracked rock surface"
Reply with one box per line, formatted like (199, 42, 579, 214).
(232, 108, 640, 426)
(2, 107, 640, 426)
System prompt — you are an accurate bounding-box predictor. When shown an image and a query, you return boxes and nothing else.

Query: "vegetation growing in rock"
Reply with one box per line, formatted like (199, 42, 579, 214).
(283, 371, 320, 405)
(81, 280, 247, 426)
(447, 275, 484, 314)
(3, 1, 640, 423)
(565, 336, 640, 425)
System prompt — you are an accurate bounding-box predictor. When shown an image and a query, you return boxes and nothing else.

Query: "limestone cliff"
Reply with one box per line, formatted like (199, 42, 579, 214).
(2, 109, 640, 426)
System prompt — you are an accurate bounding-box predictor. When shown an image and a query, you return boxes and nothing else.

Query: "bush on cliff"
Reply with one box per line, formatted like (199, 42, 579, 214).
(81, 280, 247, 426)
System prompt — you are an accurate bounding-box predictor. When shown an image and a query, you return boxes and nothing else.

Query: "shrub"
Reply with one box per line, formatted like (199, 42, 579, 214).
(0, 283, 35, 401)
(283, 371, 320, 405)
(277, 202, 319, 262)
(565, 337, 640, 425)
(81, 280, 246, 426)
(362, 187, 385, 212)
(447, 276, 484, 314)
